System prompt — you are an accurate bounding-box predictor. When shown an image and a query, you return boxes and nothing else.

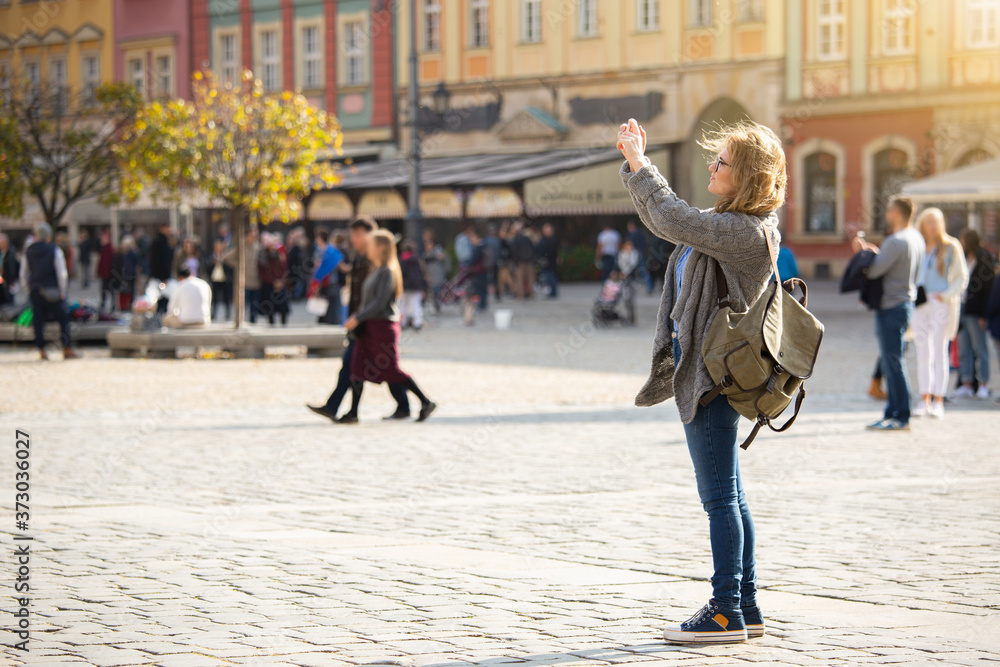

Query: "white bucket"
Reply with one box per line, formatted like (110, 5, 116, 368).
(494, 309, 513, 330)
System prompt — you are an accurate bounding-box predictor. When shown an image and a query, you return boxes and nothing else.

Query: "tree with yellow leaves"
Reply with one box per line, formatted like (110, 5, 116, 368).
(120, 69, 341, 327)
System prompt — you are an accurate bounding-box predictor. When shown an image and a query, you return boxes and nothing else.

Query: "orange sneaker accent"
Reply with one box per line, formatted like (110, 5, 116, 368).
(713, 613, 729, 629)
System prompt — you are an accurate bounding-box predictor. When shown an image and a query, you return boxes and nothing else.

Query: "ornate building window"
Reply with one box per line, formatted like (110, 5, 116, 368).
(522, 0, 542, 42)
(967, 0, 1000, 48)
(804, 152, 838, 234)
(738, 0, 764, 22)
(423, 0, 441, 52)
(301, 24, 322, 89)
(344, 21, 366, 85)
(637, 0, 659, 31)
(882, 0, 915, 55)
(470, 0, 490, 48)
(871, 148, 910, 233)
(578, 0, 598, 37)
(817, 0, 846, 60)
(690, 0, 712, 26)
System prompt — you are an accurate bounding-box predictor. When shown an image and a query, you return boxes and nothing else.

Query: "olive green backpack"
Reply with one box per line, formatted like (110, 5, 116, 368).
(700, 234, 825, 449)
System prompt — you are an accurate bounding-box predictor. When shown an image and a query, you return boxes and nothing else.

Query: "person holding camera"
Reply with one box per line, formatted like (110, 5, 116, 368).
(618, 117, 785, 644)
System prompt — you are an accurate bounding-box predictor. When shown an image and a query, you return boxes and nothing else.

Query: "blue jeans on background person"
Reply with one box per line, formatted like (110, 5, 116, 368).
(600, 254, 616, 282)
(244, 288, 260, 324)
(539, 267, 558, 298)
(875, 302, 913, 424)
(674, 339, 756, 610)
(958, 314, 991, 387)
(29, 289, 72, 350)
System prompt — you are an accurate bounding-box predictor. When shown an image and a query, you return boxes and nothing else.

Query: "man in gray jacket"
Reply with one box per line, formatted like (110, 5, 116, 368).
(852, 196, 925, 431)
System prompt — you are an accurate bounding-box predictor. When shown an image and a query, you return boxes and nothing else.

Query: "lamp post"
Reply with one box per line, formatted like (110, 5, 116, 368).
(405, 0, 452, 243)
(404, 0, 422, 242)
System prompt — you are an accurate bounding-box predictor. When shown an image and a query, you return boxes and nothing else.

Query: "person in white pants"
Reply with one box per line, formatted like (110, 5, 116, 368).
(400, 291, 424, 329)
(911, 208, 968, 418)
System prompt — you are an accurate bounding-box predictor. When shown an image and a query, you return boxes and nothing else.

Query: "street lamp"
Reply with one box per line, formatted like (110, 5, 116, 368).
(432, 82, 451, 117)
(404, 0, 422, 243)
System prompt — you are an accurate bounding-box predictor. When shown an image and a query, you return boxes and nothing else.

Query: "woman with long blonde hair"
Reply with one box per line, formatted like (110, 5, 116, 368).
(618, 118, 785, 644)
(912, 208, 968, 417)
(343, 230, 437, 422)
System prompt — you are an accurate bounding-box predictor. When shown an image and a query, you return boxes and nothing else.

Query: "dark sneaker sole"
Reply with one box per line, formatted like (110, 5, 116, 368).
(662, 628, 748, 644)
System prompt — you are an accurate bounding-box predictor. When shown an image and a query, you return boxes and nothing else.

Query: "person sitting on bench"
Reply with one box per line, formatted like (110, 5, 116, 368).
(163, 265, 211, 329)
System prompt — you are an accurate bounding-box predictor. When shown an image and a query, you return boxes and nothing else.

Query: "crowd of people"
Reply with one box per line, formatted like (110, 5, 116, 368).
(850, 196, 999, 429)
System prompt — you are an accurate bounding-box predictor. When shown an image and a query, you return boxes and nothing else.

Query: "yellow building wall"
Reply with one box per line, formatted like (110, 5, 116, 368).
(0, 0, 115, 92)
(398, 0, 788, 88)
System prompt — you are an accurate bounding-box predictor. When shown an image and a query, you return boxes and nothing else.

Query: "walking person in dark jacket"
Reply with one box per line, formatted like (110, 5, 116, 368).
(96, 229, 116, 313)
(536, 223, 560, 299)
(258, 233, 289, 326)
(148, 223, 174, 314)
(342, 229, 437, 423)
(19, 223, 77, 360)
(955, 229, 995, 399)
(986, 265, 1000, 404)
(399, 240, 428, 330)
(307, 217, 412, 423)
(0, 233, 20, 307)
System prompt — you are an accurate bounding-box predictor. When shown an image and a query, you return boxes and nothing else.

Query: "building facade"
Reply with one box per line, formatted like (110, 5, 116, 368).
(782, 0, 1000, 277)
(190, 0, 396, 152)
(386, 0, 786, 237)
(115, 0, 192, 101)
(0, 0, 117, 233)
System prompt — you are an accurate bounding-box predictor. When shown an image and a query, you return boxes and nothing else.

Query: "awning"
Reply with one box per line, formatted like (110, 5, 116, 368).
(420, 189, 462, 218)
(524, 148, 668, 216)
(331, 146, 628, 190)
(308, 191, 354, 220)
(467, 187, 522, 218)
(902, 158, 1000, 204)
(357, 189, 407, 219)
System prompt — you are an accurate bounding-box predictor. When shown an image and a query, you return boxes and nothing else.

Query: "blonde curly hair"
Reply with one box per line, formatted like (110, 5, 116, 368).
(699, 120, 787, 217)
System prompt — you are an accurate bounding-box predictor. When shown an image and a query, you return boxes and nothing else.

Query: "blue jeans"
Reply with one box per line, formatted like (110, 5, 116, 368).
(674, 339, 756, 610)
(958, 314, 991, 386)
(600, 254, 616, 281)
(539, 267, 558, 297)
(875, 302, 913, 423)
(29, 289, 72, 350)
(245, 288, 260, 324)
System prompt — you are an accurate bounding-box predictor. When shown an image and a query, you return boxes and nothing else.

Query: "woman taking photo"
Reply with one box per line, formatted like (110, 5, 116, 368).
(912, 208, 968, 418)
(343, 230, 437, 422)
(617, 118, 785, 645)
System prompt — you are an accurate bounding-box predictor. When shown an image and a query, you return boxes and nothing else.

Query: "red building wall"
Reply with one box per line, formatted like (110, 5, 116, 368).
(785, 107, 935, 262)
(370, 5, 394, 130)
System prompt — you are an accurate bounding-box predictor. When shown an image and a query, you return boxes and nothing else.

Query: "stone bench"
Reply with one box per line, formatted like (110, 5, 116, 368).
(0, 322, 126, 345)
(107, 325, 347, 359)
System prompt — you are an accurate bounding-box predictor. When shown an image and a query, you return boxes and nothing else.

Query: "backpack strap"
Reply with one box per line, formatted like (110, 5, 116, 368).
(713, 227, 781, 310)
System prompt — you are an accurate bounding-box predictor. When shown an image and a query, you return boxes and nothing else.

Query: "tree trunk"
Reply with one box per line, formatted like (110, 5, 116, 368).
(232, 206, 246, 329)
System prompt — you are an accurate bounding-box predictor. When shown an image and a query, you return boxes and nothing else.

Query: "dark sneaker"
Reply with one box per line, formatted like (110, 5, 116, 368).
(662, 600, 747, 645)
(382, 411, 411, 421)
(417, 401, 437, 422)
(336, 413, 359, 424)
(307, 405, 338, 423)
(741, 605, 765, 639)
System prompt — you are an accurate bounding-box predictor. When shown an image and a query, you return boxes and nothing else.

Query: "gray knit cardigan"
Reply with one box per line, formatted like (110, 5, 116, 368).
(620, 161, 780, 424)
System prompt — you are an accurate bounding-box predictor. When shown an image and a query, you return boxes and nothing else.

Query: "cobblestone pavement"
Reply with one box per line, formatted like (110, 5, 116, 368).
(2, 282, 999, 666)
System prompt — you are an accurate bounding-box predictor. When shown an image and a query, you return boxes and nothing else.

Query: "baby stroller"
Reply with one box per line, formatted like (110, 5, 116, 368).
(592, 275, 635, 327)
(438, 264, 471, 307)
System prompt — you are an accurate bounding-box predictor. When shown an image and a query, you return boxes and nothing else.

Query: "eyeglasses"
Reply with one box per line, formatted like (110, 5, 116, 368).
(713, 156, 731, 171)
